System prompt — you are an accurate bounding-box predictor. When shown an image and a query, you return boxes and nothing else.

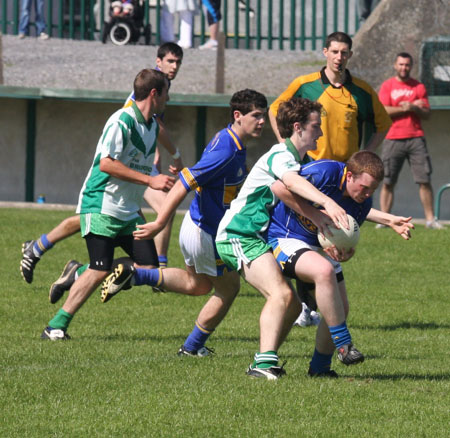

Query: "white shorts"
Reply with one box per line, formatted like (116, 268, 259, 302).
(272, 237, 342, 275)
(179, 211, 227, 277)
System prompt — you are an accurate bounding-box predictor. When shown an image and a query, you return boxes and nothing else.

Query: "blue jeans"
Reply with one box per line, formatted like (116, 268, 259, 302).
(19, 0, 47, 35)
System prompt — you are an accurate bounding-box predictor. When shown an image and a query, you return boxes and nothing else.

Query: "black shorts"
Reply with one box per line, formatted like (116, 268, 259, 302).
(85, 233, 158, 271)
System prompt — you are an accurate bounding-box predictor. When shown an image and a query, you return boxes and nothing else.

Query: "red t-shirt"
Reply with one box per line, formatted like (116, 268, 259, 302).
(378, 77, 429, 139)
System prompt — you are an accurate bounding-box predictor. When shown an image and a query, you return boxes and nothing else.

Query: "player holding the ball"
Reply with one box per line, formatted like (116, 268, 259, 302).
(267, 150, 413, 377)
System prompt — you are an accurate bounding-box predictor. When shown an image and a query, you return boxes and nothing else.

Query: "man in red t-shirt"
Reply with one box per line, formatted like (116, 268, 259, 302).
(377, 52, 443, 229)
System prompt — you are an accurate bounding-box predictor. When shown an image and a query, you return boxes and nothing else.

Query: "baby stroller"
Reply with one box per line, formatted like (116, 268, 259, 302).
(101, 0, 151, 46)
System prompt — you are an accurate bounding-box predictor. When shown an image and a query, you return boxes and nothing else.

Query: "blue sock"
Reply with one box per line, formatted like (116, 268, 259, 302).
(34, 234, 54, 256)
(158, 255, 168, 268)
(329, 321, 352, 349)
(134, 268, 163, 287)
(309, 348, 334, 374)
(183, 321, 214, 351)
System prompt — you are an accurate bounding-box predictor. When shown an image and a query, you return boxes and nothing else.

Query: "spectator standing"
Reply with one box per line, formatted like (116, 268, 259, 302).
(198, 0, 221, 50)
(18, 0, 49, 39)
(377, 52, 443, 229)
(161, 0, 198, 49)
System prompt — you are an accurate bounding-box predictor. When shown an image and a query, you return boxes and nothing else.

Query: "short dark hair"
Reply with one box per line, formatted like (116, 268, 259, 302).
(276, 97, 322, 138)
(396, 52, 413, 64)
(325, 31, 352, 50)
(133, 69, 168, 101)
(157, 42, 183, 60)
(229, 89, 267, 121)
(346, 151, 384, 182)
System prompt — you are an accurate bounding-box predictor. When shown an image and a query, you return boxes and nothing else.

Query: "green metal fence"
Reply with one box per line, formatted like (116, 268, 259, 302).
(1, 0, 359, 50)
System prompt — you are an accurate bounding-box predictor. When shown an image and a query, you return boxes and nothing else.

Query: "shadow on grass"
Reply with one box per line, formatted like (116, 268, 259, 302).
(91, 334, 260, 343)
(353, 321, 450, 330)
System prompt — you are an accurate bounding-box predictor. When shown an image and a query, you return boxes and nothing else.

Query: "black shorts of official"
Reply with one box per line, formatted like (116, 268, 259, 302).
(85, 233, 158, 271)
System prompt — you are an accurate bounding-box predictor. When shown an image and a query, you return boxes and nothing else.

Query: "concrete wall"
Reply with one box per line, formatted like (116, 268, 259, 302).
(351, 0, 450, 90)
(1, 91, 449, 219)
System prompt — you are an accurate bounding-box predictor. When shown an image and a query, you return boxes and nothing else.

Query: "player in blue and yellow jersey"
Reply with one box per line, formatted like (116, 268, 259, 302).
(269, 32, 392, 163)
(268, 31, 392, 326)
(267, 151, 413, 377)
(101, 89, 268, 356)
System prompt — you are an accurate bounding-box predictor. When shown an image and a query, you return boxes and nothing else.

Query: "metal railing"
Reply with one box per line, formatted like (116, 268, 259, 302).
(1, 0, 359, 50)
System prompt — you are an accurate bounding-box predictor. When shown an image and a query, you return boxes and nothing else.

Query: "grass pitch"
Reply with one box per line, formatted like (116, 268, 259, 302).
(1, 208, 449, 437)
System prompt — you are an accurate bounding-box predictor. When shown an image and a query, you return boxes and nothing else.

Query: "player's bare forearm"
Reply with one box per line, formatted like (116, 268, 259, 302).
(134, 180, 188, 240)
(153, 180, 186, 228)
(100, 156, 152, 186)
(367, 208, 414, 240)
(271, 180, 333, 235)
(282, 172, 348, 229)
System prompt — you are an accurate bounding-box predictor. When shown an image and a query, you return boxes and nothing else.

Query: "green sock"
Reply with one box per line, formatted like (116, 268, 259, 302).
(48, 309, 73, 331)
(77, 264, 89, 278)
(252, 351, 278, 369)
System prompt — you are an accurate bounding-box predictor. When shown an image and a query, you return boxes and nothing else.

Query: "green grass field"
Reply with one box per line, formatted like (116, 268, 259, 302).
(1, 208, 449, 437)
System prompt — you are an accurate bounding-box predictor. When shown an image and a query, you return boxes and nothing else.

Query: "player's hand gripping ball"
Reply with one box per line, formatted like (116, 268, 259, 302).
(318, 214, 360, 250)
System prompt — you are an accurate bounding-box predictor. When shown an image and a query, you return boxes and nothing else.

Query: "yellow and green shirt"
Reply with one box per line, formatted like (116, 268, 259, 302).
(270, 68, 392, 162)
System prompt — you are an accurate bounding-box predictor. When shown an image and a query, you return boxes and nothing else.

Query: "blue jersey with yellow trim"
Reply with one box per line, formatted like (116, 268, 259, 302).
(267, 160, 372, 246)
(179, 124, 247, 237)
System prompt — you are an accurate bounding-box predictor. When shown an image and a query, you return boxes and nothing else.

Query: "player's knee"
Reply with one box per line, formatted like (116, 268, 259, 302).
(314, 260, 335, 284)
(269, 283, 296, 307)
(187, 278, 213, 296)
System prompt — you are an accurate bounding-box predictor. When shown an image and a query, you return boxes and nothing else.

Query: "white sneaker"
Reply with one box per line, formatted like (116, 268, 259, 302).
(426, 220, 444, 230)
(375, 223, 388, 229)
(294, 303, 312, 327)
(310, 311, 321, 326)
(41, 327, 71, 340)
(18, 33, 26, 39)
(199, 39, 218, 50)
(39, 32, 49, 40)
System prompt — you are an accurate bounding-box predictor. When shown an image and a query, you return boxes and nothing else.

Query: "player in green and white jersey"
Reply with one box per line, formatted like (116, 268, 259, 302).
(20, 43, 184, 285)
(40, 69, 175, 340)
(216, 98, 350, 379)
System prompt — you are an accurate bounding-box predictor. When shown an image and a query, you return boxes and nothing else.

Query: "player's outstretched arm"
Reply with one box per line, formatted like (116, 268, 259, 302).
(271, 180, 334, 236)
(282, 171, 349, 230)
(134, 180, 188, 240)
(367, 208, 414, 240)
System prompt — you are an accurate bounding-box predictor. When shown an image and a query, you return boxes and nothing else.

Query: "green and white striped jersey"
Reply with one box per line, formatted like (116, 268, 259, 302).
(216, 139, 302, 242)
(77, 102, 159, 221)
